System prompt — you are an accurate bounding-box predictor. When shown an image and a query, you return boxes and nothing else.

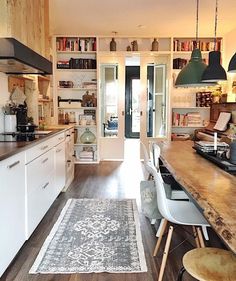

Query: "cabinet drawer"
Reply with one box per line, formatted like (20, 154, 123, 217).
(25, 137, 55, 163)
(26, 149, 54, 194)
(26, 172, 55, 239)
(52, 131, 65, 145)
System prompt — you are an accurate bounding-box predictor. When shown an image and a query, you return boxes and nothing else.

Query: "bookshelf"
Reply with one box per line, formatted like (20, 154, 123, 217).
(54, 36, 98, 164)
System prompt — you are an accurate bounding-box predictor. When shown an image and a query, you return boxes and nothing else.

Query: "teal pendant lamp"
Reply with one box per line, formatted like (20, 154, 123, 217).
(175, 48, 208, 87)
(228, 52, 236, 73)
(201, 0, 227, 82)
(175, 0, 210, 88)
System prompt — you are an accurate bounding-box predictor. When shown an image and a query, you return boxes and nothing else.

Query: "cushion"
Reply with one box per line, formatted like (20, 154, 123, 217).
(140, 180, 171, 221)
(107, 120, 118, 130)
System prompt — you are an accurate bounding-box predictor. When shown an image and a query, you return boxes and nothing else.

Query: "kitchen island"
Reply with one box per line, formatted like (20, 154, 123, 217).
(159, 140, 236, 253)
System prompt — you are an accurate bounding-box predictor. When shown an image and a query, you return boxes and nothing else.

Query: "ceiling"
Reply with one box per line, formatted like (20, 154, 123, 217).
(49, 0, 236, 37)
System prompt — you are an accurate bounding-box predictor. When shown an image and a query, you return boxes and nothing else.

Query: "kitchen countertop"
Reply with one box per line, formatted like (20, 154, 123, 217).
(0, 127, 72, 161)
(159, 140, 236, 253)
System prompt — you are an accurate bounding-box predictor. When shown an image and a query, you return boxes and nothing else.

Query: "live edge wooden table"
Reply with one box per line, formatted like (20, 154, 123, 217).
(159, 140, 236, 254)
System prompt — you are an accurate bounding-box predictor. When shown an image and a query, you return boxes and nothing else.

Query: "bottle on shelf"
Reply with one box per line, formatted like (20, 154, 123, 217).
(58, 110, 64, 124)
(64, 112, 70, 124)
(110, 38, 116, 51)
(151, 38, 158, 51)
(80, 128, 96, 144)
(69, 112, 76, 123)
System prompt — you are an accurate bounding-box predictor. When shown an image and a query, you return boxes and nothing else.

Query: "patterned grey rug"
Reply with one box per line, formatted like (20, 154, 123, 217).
(30, 198, 147, 274)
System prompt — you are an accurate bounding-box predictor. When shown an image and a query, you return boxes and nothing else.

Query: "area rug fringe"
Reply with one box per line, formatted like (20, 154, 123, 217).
(30, 198, 147, 274)
(132, 199, 148, 272)
(29, 199, 73, 274)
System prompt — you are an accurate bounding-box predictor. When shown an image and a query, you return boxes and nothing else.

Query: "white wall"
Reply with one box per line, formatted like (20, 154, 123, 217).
(224, 28, 236, 102)
(0, 73, 10, 132)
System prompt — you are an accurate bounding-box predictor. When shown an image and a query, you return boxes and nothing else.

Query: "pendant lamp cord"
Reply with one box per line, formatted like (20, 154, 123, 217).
(196, 0, 199, 44)
(214, 0, 218, 51)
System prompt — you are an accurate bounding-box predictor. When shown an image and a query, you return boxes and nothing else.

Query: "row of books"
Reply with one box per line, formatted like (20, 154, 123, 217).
(172, 112, 202, 127)
(173, 40, 221, 52)
(194, 141, 228, 153)
(56, 37, 96, 52)
(57, 58, 96, 69)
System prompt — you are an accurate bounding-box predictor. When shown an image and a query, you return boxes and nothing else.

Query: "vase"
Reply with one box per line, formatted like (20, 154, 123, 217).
(131, 40, 138, 51)
(110, 38, 116, 51)
(80, 128, 96, 144)
(151, 38, 158, 51)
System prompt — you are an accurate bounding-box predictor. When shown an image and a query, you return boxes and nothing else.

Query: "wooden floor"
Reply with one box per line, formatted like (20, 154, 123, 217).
(1, 158, 225, 281)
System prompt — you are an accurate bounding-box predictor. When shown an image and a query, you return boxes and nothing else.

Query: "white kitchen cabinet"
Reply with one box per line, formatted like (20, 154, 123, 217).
(54, 140, 66, 196)
(0, 152, 25, 277)
(25, 148, 55, 239)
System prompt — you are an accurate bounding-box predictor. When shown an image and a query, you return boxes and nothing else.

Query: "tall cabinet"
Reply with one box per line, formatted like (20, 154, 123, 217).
(53, 36, 98, 164)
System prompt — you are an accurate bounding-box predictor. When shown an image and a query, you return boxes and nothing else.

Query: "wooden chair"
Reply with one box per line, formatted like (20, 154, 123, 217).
(177, 247, 236, 281)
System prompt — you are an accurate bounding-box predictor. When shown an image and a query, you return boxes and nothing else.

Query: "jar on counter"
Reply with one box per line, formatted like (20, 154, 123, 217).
(69, 112, 76, 123)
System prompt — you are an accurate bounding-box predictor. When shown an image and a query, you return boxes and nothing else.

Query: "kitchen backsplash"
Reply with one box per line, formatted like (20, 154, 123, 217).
(0, 73, 11, 132)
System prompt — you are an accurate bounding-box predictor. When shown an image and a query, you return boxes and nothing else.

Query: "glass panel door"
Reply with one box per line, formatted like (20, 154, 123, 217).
(125, 66, 140, 138)
(98, 55, 125, 160)
(147, 64, 167, 138)
(100, 64, 118, 138)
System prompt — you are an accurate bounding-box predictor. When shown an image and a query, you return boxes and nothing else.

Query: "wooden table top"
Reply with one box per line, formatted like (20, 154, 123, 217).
(159, 140, 236, 254)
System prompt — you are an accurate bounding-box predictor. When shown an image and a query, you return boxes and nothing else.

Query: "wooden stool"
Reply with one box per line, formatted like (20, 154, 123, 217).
(177, 247, 236, 281)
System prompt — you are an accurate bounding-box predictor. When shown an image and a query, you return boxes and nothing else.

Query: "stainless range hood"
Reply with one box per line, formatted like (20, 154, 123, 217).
(0, 38, 52, 75)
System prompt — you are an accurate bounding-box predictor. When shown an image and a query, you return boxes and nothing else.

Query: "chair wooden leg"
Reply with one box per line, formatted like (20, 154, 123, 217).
(153, 219, 168, 256)
(196, 227, 205, 248)
(158, 225, 174, 281)
(192, 226, 200, 248)
(156, 218, 166, 237)
(177, 266, 186, 281)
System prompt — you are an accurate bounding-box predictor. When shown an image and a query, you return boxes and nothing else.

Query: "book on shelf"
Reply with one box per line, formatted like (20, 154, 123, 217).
(173, 39, 221, 52)
(172, 111, 202, 127)
(56, 37, 96, 52)
(187, 112, 201, 126)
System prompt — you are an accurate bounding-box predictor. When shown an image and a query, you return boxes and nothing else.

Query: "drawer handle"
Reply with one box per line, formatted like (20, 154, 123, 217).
(42, 182, 49, 189)
(66, 134, 71, 137)
(71, 131, 75, 134)
(56, 148, 62, 153)
(7, 160, 20, 169)
(40, 145, 49, 150)
(42, 158, 49, 164)
(67, 160, 71, 163)
(58, 136, 64, 140)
